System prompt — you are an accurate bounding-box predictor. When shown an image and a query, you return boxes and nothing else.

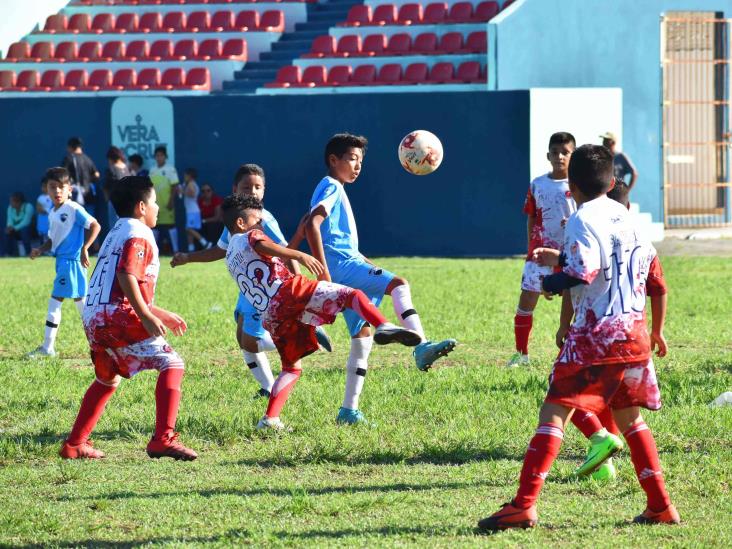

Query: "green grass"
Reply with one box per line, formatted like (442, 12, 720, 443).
(0, 255, 730, 547)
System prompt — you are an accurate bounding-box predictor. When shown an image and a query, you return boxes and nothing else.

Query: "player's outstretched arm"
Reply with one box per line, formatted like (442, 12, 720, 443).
(30, 238, 53, 259)
(304, 206, 331, 282)
(81, 220, 101, 268)
(253, 239, 324, 278)
(117, 272, 166, 338)
(170, 246, 226, 267)
(650, 294, 667, 357)
(150, 305, 187, 336)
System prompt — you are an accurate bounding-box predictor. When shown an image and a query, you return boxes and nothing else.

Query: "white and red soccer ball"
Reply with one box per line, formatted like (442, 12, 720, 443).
(398, 130, 443, 176)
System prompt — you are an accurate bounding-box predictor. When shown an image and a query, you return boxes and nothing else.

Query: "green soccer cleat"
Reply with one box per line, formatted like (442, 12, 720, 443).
(315, 325, 333, 352)
(413, 339, 457, 371)
(574, 430, 624, 477)
(27, 346, 56, 359)
(336, 407, 369, 425)
(506, 352, 529, 367)
(590, 457, 617, 481)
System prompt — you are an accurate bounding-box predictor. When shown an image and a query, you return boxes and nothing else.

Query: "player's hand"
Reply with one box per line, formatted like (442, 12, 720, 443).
(541, 289, 554, 301)
(80, 248, 90, 268)
(141, 312, 167, 338)
(170, 252, 189, 268)
(156, 309, 188, 336)
(30, 248, 42, 259)
(651, 330, 667, 358)
(532, 247, 560, 266)
(297, 252, 325, 277)
(293, 212, 310, 241)
(556, 325, 569, 348)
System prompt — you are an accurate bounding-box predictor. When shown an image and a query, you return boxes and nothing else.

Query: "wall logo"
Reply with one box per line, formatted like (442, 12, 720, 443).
(111, 97, 175, 169)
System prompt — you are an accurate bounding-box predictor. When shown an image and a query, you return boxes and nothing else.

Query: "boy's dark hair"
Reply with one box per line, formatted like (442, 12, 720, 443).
(67, 137, 82, 149)
(10, 191, 25, 203)
(129, 153, 144, 167)
(607, 178, 630, 209)
(185, 168, 198, 180)
(222, 194, 263, 232)
(45, 167, 71, 185)
(324, 133, 368, 167)
(154, 145, 167, 157)
(110, 176, 154, 218)
(107, 146, 125, 163)
(568, 144, 614, 199)
(548, 132, 576, 149)
(233, 163, 265, 185)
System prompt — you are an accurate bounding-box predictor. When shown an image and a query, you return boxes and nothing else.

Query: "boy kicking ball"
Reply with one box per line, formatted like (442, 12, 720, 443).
(222, 194, 421, 431)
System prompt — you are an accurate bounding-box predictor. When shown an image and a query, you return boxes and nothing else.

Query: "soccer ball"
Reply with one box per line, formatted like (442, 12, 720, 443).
(398, 130, 443, 175)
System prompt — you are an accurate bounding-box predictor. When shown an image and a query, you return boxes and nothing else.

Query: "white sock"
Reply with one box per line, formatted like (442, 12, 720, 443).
(343, 337, 373, 410)
(169, 228, 179, 253)
(198, 238, 208, 247)
(390, 284, 425, 342)
(43, 298, 63, 352)
(257, 331, 277, 353)
(74, 299, 84, 316)
(243, 350, 274, 392)
(18, 242, 27, 256)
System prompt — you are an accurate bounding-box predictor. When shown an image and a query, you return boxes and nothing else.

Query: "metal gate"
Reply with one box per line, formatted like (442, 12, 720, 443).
(662, 12, 731, 228)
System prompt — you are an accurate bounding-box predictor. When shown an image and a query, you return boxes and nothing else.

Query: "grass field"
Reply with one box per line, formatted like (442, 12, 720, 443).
(0, 255, 730, 547)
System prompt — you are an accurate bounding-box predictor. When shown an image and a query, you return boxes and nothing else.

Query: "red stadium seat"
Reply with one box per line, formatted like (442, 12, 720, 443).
(423, 2, 447, 24)
(91, 13, 115, 34)
(0, 70, 15, 91)
(139, 13, 162, 33)
(59, 69, 88, 91)
(350, 64, 376, 85)
(6, 42, 30, 62)
(54, 41, 79, 62)
(115, 13, 139, 33)
(327, 65, 351, 86)
(299, 65, 327, 87)
(376, 63, 401, 84)
(68, 13, 92, 33)
(464, 31, 487, 53)
(453, 61, 482, 83)
(447, 2, 473, 23)
(221, 38, 247, 60)
(161, 12, 186, 32)
(43, 14, 68, 34)
(437, 32, 463, 54)
(149, 40, 173, 60)
(130, 68, 160, 90)
(124, 40, 149, 60)
(8, 70, 40, 91)
(265, 65, 300, 88)
(234, 11, 259, 31)
(211, 10, 234, 31)
(386, 33, 411, 55)
(473, 1, 499, 21)
(403, 62, 428, 84)
(502, 0, 516, 9)
(154, 67, 185, 89)
(79, 69, 112, 91)
(78, 41, 102, 61)
(362, 34, 387, 56)
(100, 40, 125, 61)
(32, 69, 64, 91)
(428, 61, 454, 83)
(172, 39, 197, 60)
(304, 35, 336, 58)
(260, 11, 284, 32)
(187, 11, 211, 32)
(397, 4, 423, 25)
(412, 32, 437, 54)
(106, 68, 136, 90)
(140, 0, 163, 4)
(184, 68, 210, 90)
(336, 35, 361, 57)
(30, 42, 55, 62)
(197, 39, 222, 60)
(373, 4, 397, 26)
(343, 5, 371, 27)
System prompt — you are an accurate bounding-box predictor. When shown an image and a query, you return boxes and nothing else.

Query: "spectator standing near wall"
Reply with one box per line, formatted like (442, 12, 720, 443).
(198, 183, 223, 244)
(601, 131, 638, 191)
(103, 146, 131, 232)
(148, 145, 180, 254)
(182, 168, 211, 251)
(128, 154, 148, 177)
(36, 178, 53, 246)
(4, 192, 34, 256)
(62, 137, 100, 211)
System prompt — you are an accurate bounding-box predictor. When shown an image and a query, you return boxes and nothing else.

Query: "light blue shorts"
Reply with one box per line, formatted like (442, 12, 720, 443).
(186, 211, 202, 230)
(53, 258, 87, 299)
(330, 257, 395, 336)
(233, 292, 266, 339)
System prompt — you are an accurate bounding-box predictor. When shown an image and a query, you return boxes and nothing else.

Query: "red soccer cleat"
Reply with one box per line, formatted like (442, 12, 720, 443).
(59, 439, 105, 459)
(633, 504, 681, 525)
(477, 501, 538, 531)
(146, 432, 197, 461)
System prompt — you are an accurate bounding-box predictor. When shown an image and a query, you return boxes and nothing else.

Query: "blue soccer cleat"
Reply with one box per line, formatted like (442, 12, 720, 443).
(336, 407, 368, 425)
(413, 339, 457, 371)
(315, 325, 333, 352)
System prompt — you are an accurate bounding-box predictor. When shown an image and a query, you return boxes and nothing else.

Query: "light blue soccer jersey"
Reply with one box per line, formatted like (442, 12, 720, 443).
(48, 201, 95, 260)
(217, 207, 287, 250)
(309, 176, 360, 264)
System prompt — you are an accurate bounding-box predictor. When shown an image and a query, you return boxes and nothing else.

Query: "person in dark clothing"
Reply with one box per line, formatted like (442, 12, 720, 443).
(62, 137, 100, 210)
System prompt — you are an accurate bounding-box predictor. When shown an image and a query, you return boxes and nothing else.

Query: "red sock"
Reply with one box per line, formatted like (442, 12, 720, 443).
(571, 410, 604, 439)
(67, 380, 117, 445)
(624, 422, 671, 512)
(154, 367, 184, 440)
(514, 423, 564, 509)
(597, 406, 620, 435)
(266, 367, 302, 418)
(514, 311, 533, 354)
(348, 289, 387, 328)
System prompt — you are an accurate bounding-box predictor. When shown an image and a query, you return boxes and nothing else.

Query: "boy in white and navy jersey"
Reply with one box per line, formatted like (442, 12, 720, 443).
(29, 167, 100, 358)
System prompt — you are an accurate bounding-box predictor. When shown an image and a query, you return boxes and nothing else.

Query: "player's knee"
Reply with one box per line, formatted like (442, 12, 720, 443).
(388, 277, 408, 292)
(96, 375, 121, 388)
(239, 333, 259, 353)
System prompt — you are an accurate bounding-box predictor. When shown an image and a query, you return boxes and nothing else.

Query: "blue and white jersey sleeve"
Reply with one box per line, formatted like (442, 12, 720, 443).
(50, 201, 96, 259)
(261, 209, 287, 245)
(310, 177, 341, 215)
(217, 227, 230, 250)
(74, 203, 95, 230)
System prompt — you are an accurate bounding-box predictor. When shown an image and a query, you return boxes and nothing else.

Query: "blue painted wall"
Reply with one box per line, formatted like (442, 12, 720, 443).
(0, 91, 530, 256)
(492, 0, 730, 221)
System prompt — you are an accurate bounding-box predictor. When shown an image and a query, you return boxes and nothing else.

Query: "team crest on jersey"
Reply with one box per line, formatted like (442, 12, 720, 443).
(60, 213, 68, 223)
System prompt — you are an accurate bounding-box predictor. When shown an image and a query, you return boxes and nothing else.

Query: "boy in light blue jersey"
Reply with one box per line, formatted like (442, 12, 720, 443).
(171, 164, 331, 398)
(306, 133, 457, 425)
(29, 167, 100, 357)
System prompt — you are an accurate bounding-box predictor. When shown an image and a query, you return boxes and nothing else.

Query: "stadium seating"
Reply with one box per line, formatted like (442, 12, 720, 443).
(341, 1, 501, 26)
(0, 71, 16, 91)
(58, 69, 88, 90)
(265, 65, 301, 88)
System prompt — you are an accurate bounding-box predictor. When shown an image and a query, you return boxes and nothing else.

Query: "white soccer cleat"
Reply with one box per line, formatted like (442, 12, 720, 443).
(256, 416, 289, 432)
(27, 346, 56, 359)
(506, 352, 529, 367)
(373, 322, 421, 347)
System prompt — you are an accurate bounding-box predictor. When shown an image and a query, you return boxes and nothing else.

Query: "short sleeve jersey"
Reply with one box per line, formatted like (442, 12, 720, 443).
(225, 230, 293, 313)
(217, 208, 287, 250)
(83, 218, 160, 348)
(559, 196, 657, 366)
(149, 164, 179, 225)
(310, 176, 359, 264)
(523, 173, 576, 257)
(48, 200, 95, 259)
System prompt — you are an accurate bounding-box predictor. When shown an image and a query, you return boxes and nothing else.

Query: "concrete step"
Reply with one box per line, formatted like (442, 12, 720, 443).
(279, 30, 322, 41)
(271, 39, 313, 52)
(295, 21, 336, 32)
(260, 49, 306, 61)
(233, 68, 278, 80)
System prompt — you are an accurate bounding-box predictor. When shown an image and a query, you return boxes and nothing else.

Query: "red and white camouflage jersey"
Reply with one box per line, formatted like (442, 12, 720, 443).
(559, 196, 657, 365)
(225, 229, 293, 313)
(524, 173, 576, 257)
(83, 218, 159, 348)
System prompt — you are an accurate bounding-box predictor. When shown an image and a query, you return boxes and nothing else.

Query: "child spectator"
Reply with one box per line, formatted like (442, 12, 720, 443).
(35, 178, 53, 246)
(149, 146, 179, 254)
(62, 137, 99, 209)
(182, 168, 211, 251)
(128, 154, 148, 177)
(104, 146, 131, 232)
(4, 192, 34, 256)
(198, 183, 223, 244)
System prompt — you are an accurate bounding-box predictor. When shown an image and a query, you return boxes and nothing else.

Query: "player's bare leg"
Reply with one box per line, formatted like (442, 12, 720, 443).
(507, 290, 540, 367)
